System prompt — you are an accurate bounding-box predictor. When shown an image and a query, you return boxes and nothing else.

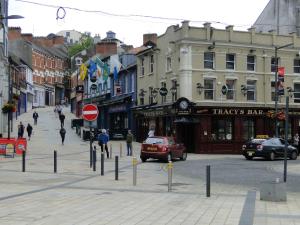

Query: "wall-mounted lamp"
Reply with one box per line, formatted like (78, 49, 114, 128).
(208, 41, 215, 50)
(249, 49, 256, 54)
(196, 83, 204, 94)
(241, 85, 248, 96)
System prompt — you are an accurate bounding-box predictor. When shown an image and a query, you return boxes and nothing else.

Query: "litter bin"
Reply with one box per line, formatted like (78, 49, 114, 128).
(260, 180, 286, 202)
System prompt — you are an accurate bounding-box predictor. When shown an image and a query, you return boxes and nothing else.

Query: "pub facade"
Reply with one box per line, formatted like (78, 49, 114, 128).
(135, 21, 300, 154)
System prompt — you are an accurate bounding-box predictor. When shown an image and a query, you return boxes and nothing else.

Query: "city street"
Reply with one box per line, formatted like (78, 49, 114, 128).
(0, 107, 300, 225)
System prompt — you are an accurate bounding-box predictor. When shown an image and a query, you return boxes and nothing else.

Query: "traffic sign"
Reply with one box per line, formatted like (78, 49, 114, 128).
(82, 104, 99, 121)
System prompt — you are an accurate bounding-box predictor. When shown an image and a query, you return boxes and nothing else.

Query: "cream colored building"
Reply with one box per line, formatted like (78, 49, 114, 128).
(134, 21, 300, 154)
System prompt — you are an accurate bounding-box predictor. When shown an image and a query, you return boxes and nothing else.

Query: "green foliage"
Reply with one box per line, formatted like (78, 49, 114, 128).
(68, 35, 94, 57)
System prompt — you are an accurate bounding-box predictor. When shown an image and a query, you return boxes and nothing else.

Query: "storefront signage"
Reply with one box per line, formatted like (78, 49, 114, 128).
(159, 87, 168, 96)
(212, 109, 264, 115)
(108, 104, 126, 113)
(143, 110, 164, 117)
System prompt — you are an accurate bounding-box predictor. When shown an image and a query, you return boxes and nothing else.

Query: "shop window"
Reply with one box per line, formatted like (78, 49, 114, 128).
(294, 83, 300, 103)
(246, 80, 256, 101)
(247, 55, 255, 71)
(294, 59, 300, 73)
(204, 52, 214, 69)
(278, 121, 292, 139)
(226, 54, 235, 70)
(212, 119, 233, 141)
(204, 79, 215, 100)
(161, 82, 166, 103)
(271, 57, 279, 72)
(226, 79, 235, 100)
(243, 119, 255, 140)
(271, 81, 275, 101)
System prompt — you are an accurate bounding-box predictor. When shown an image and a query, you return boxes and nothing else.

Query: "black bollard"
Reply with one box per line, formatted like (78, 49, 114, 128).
(101, 152, 104, 176)
(54, 150, 57, 173)
(93, 149, 96, 172)
(22, 151, 26, 172)
(206, 165, 211, 197)
(115, 156, 118, 180)
(90, 145, 92, 168)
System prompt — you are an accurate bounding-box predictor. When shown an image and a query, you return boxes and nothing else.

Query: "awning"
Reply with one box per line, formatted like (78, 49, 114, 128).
(174, 117, 200, 124)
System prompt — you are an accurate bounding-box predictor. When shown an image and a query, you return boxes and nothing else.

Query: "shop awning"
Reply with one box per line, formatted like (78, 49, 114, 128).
(174, 117, 200, 124)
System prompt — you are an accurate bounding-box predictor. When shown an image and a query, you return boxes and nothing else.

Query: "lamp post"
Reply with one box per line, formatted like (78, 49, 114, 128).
(274, 43, 293, 137)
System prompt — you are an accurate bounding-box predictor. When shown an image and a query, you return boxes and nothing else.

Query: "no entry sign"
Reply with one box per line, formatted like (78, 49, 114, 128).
(82, 104, 99, 121)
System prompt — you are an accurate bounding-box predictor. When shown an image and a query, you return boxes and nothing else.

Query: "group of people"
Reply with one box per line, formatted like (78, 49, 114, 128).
(54, 105, 66, 145)
(17, 110, 39, 140)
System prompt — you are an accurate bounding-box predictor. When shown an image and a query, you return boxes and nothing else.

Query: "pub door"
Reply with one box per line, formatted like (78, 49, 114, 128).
(176, 123, 195, 153)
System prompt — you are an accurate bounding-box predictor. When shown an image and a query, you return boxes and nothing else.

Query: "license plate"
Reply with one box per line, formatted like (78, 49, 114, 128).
(247, 151, 255, 156)
(147, 147, 157, 151)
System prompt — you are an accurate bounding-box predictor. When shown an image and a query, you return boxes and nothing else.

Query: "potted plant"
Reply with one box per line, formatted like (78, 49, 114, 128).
(1, 103, 16, 114)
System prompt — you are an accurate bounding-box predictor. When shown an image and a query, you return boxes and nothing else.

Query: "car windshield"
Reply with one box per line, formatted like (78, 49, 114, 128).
(145, 137, 165, 144)
(250, 139, 266, 144)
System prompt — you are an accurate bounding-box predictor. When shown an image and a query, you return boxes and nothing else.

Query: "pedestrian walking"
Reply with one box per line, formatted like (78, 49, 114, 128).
(59, 127, 66, 145)
(33, 111, 39, 125)
(294, 133, 299, 154)
(18, 122, 25, 138)
(26, 123, 33, 140)
(57, 105, 62, 116)
(148, 126, 155, 137)
(98, 129, 109, 158)
(59, 113, 65, 128)
(126, 130, 134, 156)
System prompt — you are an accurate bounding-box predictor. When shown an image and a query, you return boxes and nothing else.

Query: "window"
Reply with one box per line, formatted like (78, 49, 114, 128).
(271, 81, 276, 101)
(243, 119, 255, 140)
(204, 52, 214, 69)
(166, 57, 172, 72)
(294, 59, 300, 73)
(226, 54, 235, 70)
(141, 58, 144, 75)
(246, 80, 256, 101)
(66, 32, 70, 37)
(212, 119, 233, 141)
(150, 55, 154, 73)
(149, 87, 153, 104)
(226, 80, 235, 100)
(161, 82, 166, 103)
(171, 80, 178, 101)
(247, 55, 255, 71)
(204, 79, 215, 100)
(271, 57, 279, 72)
(294, 83, 300, 103)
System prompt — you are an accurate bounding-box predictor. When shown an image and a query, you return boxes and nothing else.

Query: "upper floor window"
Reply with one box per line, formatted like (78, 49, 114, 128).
(161, 82, 166, 103)
(204, 52, 214, 69)
(204, 79, 215, 100)
(226, 54, 235, 70)
(271, 57, 279, 72)
(66, 32, 70, 37)
(247, 55, 255, 71)
(294, 59, 300, 73)
(271, 81, 276, 101)
(166, 56, 172, 72)
(294, 83, 300, 103)
(226, 79, 235, 100)
(150, 55, 154, 73)
(141, 58, 145, 76)
(246, 80, 256, 101)
(171, 80, 178, 102)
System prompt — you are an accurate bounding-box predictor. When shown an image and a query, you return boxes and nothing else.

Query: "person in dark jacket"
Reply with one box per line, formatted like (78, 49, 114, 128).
(26, 123, 33, 140)
(98, 129, 109, 158)
(59, 113, 65, 128)
(59, 127, 66, 145)
(126, 130, 134, 156)
(33, 111, 39, 125)
(18, 122, 25, 138)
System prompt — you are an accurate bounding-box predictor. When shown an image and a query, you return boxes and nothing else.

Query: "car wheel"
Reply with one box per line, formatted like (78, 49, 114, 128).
(290, 151, 298, 160)
(140, 157, 147, 162)
(180, 151, 187, 161)
(269, 152, 275, 161)
(245, 155, 253, 160)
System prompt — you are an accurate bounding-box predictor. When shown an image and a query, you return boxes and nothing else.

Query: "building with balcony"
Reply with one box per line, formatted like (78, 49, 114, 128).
(135, 21, 300, 154)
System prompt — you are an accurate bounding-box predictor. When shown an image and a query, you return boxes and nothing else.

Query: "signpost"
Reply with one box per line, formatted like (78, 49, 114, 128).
(82, 104, 99, 168)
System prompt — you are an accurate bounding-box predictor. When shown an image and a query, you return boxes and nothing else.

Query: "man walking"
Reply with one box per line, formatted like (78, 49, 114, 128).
(33, 111, 39, 125)
(59, 113, 65, 128)
(18, 122, 24, 138)
(97, 129, 109, 158)
(26, 123, 33, 140)
(59, 127, 66, 145)
(126, 130, 134, 156)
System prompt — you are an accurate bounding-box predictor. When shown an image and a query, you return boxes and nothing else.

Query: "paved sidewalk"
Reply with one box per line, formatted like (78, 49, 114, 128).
(0, 106, 299, 225)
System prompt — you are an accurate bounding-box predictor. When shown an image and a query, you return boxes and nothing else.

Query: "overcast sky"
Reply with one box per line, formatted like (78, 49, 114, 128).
(8, 0, 270, 47)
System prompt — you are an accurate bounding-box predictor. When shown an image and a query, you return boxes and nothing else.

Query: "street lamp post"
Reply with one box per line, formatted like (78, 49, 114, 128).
(274, 43, 293, 137)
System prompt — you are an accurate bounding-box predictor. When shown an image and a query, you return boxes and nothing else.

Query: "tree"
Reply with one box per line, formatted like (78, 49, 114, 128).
(68, 35, 94, 57)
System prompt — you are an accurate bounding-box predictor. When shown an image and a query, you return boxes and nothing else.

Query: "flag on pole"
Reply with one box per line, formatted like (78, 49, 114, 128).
(79, 64, 87, 80)
(110, 54, 122, 75)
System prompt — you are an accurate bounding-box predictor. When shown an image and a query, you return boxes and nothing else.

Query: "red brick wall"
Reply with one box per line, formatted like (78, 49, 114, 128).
(96, 42, 117, 55)
(8, 27, 22, 40)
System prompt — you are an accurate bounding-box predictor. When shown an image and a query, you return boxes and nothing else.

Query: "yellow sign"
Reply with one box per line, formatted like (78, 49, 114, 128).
(256, 135, 269, 139)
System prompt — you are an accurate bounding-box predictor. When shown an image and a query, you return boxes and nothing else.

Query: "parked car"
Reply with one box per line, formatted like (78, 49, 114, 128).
(140, 136, 187, 162)
(242, 137, 298, 160)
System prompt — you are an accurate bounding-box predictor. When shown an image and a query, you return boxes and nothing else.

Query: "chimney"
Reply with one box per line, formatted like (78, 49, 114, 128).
(143, 33, 157, 46)
(21, 33, 33, 42)
(8, 27, 22, 40)
(96, 42, 117, 55)
(53, 36, 64, 45)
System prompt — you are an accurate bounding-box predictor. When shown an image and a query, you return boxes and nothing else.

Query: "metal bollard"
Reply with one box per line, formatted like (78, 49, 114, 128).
(115, 156, 119, 180)
(90, 145, 92, 168)
(206, 165, 211, 197)
(167, 161, 173, 192)
(110, 143, 112, 159)
(93, 148, 96, 172)
(119, 143, 122, 157)
(54, 150, 57, 173)
(22, 150, 26, 172)
(132, 157, 138, 186)
(101, 152, 104, 176)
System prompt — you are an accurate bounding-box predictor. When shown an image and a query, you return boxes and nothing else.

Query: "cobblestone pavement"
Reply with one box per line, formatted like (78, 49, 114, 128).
(0, 106, 299, 225)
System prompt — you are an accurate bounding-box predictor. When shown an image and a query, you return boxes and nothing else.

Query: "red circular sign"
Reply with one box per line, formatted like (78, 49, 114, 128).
(82, 104, 99, 121)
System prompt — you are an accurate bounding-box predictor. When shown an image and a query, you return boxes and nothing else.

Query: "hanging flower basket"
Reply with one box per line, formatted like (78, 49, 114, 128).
(1, 103, 16, 114)
(12, 93, 20, 101)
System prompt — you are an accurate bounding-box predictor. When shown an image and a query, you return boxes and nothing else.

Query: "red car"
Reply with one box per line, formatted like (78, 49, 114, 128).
(140, 136, 187, 162)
